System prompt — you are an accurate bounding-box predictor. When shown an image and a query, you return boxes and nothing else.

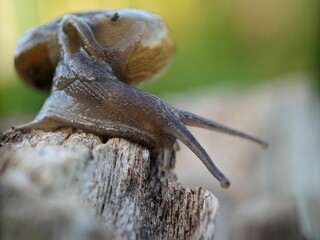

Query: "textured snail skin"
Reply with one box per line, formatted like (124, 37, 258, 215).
(15, 10, 268, 188)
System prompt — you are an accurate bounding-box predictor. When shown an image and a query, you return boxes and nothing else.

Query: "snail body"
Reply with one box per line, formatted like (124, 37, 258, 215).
(15, 10, 267, 188)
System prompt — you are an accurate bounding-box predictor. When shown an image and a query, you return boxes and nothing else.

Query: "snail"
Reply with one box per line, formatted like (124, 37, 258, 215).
(14, 9, 174, 90)
(14, 9, 268, 188)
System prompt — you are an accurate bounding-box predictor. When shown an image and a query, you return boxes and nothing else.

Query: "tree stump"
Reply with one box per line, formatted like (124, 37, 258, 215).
(0, 128, 218, 240)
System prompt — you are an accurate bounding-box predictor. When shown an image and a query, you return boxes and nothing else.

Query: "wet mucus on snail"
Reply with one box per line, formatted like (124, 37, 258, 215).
(14, 9, 268, 188)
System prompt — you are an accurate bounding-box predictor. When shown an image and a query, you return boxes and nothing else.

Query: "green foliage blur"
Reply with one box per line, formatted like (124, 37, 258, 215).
(0, 0, 319, 118)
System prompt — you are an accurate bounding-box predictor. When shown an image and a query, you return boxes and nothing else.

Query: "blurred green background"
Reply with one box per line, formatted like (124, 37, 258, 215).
(0, 0, 318, 118)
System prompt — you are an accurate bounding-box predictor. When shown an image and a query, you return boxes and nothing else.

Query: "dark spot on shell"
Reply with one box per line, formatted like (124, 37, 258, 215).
(111, 12, 119, 22)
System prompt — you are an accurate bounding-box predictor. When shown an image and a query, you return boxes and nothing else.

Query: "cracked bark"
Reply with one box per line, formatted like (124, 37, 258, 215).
(0, 128, 218, 240)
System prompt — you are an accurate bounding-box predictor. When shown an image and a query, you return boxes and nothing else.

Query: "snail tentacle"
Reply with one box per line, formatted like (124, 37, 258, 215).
(167, 116, 230, 188)
(178, 109, 268, 148)
(60, 14, 105, 59)
(59, 14, 147, 83)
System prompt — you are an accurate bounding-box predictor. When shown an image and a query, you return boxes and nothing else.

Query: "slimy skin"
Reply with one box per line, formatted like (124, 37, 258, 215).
(14, 10, 268, 188)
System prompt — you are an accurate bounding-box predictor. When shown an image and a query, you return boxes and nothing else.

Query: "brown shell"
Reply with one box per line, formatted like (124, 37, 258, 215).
(14, 9, 175, 91)
(14, 20, 60, 91)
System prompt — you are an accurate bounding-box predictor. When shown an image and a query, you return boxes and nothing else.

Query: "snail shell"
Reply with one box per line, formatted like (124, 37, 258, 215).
(14, 10, 268, 188)
(14, 9, 175, 91)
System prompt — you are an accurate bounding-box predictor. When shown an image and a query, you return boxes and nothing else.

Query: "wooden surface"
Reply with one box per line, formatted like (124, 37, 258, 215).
(0, 128, 218, 240)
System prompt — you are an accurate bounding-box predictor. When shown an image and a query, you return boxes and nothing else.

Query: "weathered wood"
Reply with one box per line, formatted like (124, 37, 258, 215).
(0, 128, 218, 240)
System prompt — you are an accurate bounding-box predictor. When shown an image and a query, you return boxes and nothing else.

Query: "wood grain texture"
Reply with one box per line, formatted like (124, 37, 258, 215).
(0, 128, 218, 240)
